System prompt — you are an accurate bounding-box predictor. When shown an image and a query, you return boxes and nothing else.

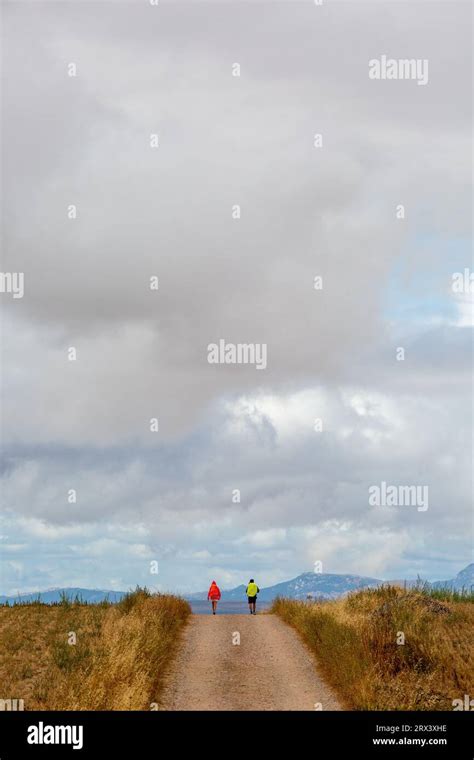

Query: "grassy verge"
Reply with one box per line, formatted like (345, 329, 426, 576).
(0, 588, 191, 710)
(272, 586, 474, 710)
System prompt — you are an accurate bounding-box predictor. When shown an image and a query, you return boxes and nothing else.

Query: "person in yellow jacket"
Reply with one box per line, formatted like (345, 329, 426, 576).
(246, 578, 260, 615)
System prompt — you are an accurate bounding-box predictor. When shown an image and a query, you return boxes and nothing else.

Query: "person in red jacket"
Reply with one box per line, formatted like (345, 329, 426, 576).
(207, 580, 221, 614)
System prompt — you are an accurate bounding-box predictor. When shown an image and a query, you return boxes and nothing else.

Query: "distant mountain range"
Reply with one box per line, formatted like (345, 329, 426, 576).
(186, 573, 382, 601)
(0, 587, 125, 605)
(2, 564, 472, 605)
(186, 564, 474, 601)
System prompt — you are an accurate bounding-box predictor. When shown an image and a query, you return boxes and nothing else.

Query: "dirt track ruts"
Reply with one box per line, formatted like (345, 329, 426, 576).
(160, 613, 342, 711)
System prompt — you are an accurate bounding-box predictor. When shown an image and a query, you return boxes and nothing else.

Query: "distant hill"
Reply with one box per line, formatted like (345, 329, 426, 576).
(431, 563, 474, 592)
(257, 572, 383, 601)
(0, 588, 126, 605)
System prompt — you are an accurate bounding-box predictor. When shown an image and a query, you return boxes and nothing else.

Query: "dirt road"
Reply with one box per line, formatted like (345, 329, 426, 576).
(160, 614, 342, 711)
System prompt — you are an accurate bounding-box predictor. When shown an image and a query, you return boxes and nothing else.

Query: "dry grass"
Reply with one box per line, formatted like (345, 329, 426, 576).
(272, 586, 474, 711)
(0, 589, 191, 710)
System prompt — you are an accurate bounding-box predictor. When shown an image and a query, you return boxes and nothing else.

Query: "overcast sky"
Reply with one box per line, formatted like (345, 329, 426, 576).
(1, 0, 472, 595)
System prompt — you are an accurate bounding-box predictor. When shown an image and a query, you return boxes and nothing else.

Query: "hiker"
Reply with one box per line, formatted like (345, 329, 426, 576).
(246, 578, 260, 615)
(207, 580, 221, 614)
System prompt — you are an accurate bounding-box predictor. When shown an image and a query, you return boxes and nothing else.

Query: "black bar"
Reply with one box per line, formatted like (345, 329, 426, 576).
(0, 711, 472, 757)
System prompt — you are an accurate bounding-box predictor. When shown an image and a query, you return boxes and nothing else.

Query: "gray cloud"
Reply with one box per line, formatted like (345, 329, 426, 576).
(1, 0, 472, 592)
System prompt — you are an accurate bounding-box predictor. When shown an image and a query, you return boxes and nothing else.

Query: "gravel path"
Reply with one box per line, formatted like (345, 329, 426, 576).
(160, 613, 342, 711)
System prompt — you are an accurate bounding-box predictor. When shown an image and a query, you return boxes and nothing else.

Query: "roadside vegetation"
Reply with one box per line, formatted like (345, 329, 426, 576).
(0, 588, 191, 710)
(272, 585, 474, 710)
